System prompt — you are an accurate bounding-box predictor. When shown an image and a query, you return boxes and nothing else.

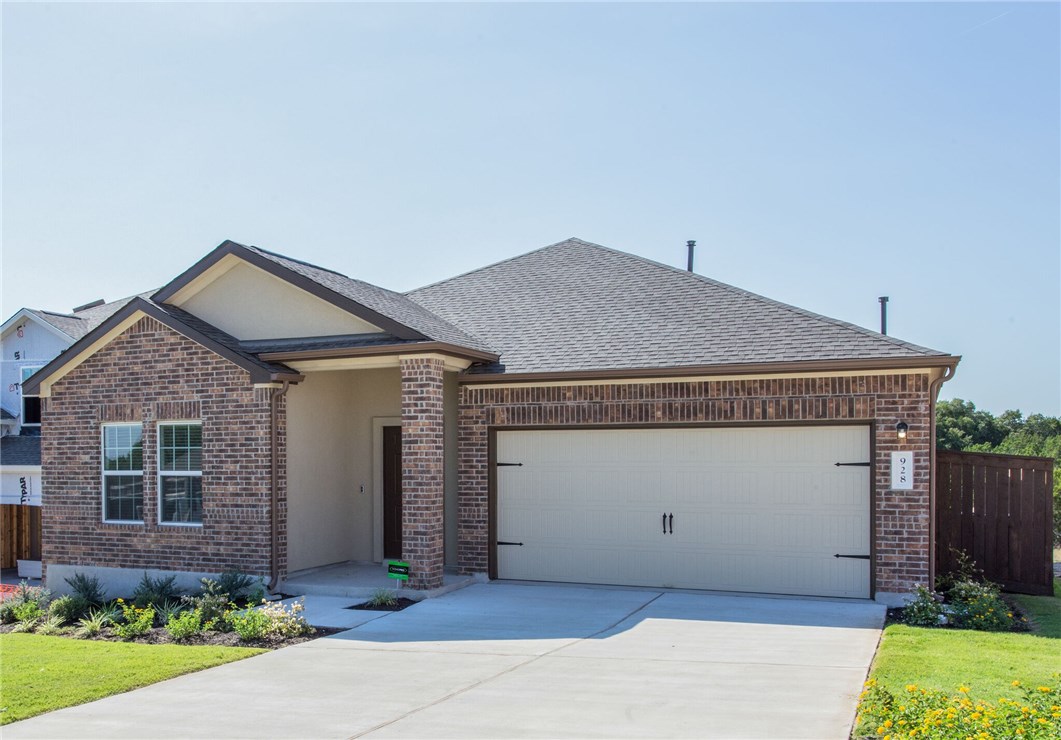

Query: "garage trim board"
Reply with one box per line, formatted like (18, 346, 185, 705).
(491, 423, 874, 599)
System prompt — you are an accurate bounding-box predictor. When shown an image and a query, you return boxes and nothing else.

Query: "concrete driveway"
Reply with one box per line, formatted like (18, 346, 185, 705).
(5, 583, 884, 739)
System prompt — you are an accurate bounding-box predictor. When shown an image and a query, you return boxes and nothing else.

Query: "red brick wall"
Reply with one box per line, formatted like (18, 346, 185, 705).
(458, 373, 933, 595)
(41, 317, 283, 578)
(400, 357, 446, 589)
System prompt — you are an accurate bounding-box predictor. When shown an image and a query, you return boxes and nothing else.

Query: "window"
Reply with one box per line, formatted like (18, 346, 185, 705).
(20, 366, 42, 426)
(158, 422, 202, 525)
(102, 424, 143, 523)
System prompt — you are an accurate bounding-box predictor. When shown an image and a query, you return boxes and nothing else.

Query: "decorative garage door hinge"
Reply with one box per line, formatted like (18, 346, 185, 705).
(834, 461, 871, 467)
(496, 462, 523, 467)
(497, 541, 524, 546)
(834, 554, 871, 560)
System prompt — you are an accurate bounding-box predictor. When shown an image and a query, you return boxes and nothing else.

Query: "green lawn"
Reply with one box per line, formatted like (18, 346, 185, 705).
(0, 634, 266, 725)
(866, 580, 1061, 703)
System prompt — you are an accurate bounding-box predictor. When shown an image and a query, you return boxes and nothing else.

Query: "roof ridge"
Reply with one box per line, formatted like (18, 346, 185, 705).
(242, 243, 351, 280)
(406, 237, 592, 295)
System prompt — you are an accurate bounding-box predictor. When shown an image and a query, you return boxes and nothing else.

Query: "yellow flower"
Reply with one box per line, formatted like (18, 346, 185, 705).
(1038, 686, 1052, 692)
(884, 720, 893, 728)
(906, 684, 918, 692)
(1037, 718, 1049, 725)
(1012, 681, 1022, 687)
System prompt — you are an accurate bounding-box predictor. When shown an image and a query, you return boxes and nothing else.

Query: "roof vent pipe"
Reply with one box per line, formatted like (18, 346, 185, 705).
(879, 296, 889, 335)
(686, 240, 696, 273)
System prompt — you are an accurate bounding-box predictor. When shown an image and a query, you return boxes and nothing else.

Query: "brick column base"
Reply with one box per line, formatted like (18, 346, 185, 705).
(400, 356, 446, 590)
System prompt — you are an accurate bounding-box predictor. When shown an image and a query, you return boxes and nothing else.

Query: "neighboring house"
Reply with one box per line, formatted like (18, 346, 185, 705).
(0, 300, 134, 577)
(24, 238, 959, 604)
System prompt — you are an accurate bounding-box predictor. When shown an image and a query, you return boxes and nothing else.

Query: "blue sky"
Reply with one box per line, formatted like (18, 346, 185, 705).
(3, 2, 1058, 415)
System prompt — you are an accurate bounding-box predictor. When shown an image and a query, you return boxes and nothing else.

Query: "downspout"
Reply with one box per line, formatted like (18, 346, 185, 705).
(268, 381, 291, 592)
(927, 365, 957, 588)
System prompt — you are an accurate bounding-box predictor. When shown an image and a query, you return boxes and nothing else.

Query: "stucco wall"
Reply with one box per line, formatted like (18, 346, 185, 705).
(180, 261, 382, 340)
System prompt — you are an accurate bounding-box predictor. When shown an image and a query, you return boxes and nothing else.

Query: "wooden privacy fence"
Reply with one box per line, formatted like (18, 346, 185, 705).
(936, 450, 1054, 595)
(0, 504, 42, 569)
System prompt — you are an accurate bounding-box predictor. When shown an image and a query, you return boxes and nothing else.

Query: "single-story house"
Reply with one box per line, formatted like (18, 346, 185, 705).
(24, 238, 959, 603)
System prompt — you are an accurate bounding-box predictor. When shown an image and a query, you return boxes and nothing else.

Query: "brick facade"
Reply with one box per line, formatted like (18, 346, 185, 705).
(400, 356, 447, 589)
(458, 373, 934, 595)
(41, 317, 284, 579)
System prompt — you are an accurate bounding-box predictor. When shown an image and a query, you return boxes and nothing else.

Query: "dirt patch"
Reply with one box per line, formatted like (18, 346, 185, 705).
(347, 598, 418, 612)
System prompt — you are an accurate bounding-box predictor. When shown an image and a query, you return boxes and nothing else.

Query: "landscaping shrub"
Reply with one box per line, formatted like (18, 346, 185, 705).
(165, 608, 205, 642)
(48, 595, 90, 624)
(857, 678, 1061, 739)
(0, 582, 51, 624)
(113, 599, 155, 640)
(156, 600, 184, 627)
(182, 591, 230, 631)
(366, 588, 399, 608)
(214, 571, 255, 600)
(132, 573, 180, 608)
(903, 586, 945, 627)
(64, 572, 105, 606)
(75, 607, 116, 638)
(229, 599, 312, 642)
(34, 614, 66, 636)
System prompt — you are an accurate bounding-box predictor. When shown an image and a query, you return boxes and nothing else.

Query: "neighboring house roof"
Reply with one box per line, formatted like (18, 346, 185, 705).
(0, 409, 15, 421)
(407, 238, 953, 376)
(22, 297, 303, 395)
(26, 294, 150, 341)
(1, 435, 41, 467)
(153, 241, 496, 355)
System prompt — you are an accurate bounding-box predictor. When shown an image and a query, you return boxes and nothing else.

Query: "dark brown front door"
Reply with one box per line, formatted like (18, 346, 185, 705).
(383, 426, 403, 560)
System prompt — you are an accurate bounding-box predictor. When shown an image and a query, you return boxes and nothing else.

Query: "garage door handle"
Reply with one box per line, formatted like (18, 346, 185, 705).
(497, 541, 524, 546)
(834, 554, 871, 560)
(668, 513, 673, 535)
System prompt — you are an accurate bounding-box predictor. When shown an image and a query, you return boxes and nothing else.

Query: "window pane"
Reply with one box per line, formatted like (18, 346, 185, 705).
(160, 476, 202, 523)
(23, 397, 41, 424)
(105, 476, 143, 521)
(159, 423, 202, 473)
(103, 425, 143, 471)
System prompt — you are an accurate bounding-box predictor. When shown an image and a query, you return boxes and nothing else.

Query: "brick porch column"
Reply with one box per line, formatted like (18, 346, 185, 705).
(400, 356, 446, 590)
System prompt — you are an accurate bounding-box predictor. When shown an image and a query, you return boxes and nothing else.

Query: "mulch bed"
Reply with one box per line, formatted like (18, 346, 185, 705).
(347, 597, 418, 612)
(885, 593, 1032, 632)
(0, 623, 345, 649)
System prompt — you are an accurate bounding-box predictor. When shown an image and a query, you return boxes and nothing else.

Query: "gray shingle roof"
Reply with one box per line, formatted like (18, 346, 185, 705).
(239, 333, 419, 355)
(407, 238, 950, 375)
(241, 245, 495, 354)
(1, 435, 41, 467)
(31, 293, 151, 340)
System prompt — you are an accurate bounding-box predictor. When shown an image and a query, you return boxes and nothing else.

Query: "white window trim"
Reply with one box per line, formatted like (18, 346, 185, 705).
(101, 422, 144, 525)
(20, 365, 43, 426)
(157, 420, 203, 528)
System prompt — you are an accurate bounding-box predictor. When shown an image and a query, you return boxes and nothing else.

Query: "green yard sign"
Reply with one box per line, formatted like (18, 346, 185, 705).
(386, 560, 410, 581)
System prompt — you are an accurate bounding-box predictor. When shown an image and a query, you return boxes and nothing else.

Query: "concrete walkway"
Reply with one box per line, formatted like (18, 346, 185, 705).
(5, 583, 885, 739)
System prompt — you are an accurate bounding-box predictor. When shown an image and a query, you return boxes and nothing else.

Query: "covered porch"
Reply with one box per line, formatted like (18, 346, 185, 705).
(277, 350, 474, 591)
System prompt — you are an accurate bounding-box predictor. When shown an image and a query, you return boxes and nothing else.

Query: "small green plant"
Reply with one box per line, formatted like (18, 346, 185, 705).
(48, 594, 90, 624)
(165, 608, 205, 642)
(228, 606, 270, 641)
(113, 599, 155, 640)
(132, 572, 180, 608)
(75, 605, 118, 638)
(35, 614, 67, 636)
(12, 598, 46, 625)
(156, 600, 184, 626)
(903, 585, 945, 627)
(64, 572, 105, 606)
(366, 588, 399, 608)
(245, 579, 267, 607)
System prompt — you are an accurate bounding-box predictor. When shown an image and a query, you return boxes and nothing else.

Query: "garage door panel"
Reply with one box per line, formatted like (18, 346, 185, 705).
(497, 426, 871, 598)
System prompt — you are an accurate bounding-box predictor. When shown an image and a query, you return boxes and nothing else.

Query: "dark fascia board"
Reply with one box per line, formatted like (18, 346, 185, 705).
(152, 240, 427, 341)
(22, 297, 303, 395)
(259, 341, 500, 364)
(458, 355, 962, 384)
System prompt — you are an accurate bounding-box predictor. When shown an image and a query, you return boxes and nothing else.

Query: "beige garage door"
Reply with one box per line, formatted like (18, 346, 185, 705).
(496, 426, 871, 598)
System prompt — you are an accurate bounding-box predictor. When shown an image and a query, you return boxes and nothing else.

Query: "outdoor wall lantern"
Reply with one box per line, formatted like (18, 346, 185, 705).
(896, 421, 909, 441)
